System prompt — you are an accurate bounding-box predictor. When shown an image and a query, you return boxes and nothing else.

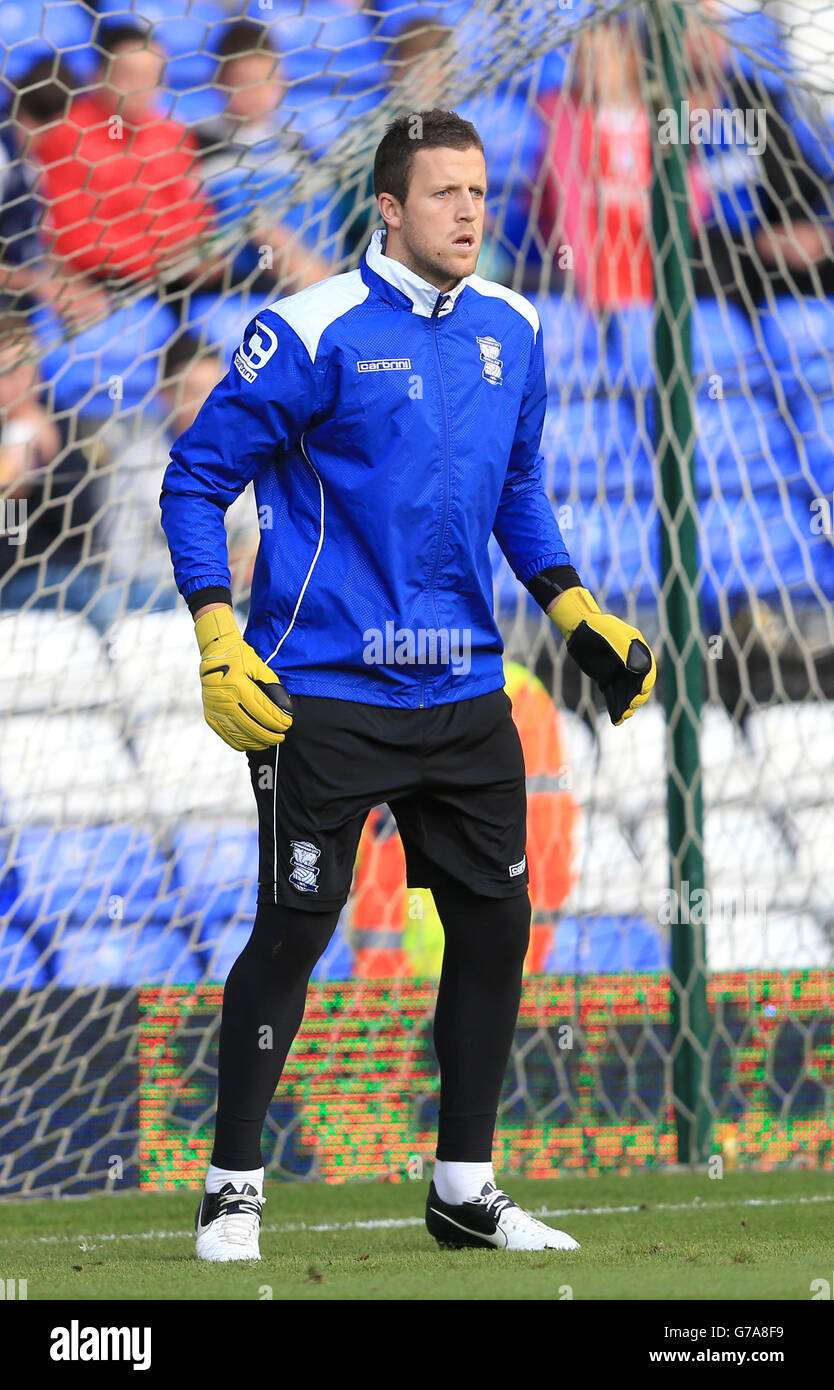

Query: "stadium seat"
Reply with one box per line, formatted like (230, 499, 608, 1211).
(242, 0, 387, 140)
(184, 292, 262, 361)
(700, 703, 758, 808)
(564, 810, 648, 916)
(168, 87, 226, 126)
(783, 806, 834, 916)
(760, 296, 834, 401)
(547, 914, 668, 973)
(594, 702, 666, 822)
(567, 495, 661, 609)
(783, 389, 834, 510)
(697, 487, 830, 619)
(540, 394, 655, 502)
(0, 609, 115, 716)
(530, 294, 606, 391)
(5, 823, 177, 941)
(557, 709, 599, 808)
(109, 608, 204, 722)
(706, 910, 831, 972)
(704, 806, 793, 903)
(31, 297, 181, 422)
(0, 1, 97, 88)
(170, 820, 259, 929)
(0, 714, 145, 823)
(134, 717, 254, 817)
(746, 701, 834, 811)
(50, 923, 200, 987)
(0, 927, 48, 989)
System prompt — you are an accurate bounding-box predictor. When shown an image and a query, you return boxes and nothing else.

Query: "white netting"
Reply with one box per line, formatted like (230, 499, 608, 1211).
(1, 0, 833, 1194)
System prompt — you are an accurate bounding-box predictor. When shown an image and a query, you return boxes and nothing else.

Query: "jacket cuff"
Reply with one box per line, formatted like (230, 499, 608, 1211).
(185, 585, 233, 617)
(525, 564, 583, 612)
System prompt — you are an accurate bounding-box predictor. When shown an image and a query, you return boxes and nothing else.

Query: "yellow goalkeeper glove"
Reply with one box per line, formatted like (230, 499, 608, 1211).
(195, 606, 294, 751)
(549, 587, 656, 726)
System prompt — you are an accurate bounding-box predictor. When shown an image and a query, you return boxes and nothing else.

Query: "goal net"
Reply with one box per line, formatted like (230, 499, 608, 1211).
(1, 0, 833, 1196)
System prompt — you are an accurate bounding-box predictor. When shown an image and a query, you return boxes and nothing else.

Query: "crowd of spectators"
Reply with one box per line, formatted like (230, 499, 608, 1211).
(0, 0, 833, 647)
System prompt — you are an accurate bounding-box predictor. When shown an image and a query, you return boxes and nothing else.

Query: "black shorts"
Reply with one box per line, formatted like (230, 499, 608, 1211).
(245, 688, 529, 911)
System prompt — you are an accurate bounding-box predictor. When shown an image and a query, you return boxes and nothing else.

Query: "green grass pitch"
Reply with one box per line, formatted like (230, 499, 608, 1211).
(1, 1170, 831, 1301)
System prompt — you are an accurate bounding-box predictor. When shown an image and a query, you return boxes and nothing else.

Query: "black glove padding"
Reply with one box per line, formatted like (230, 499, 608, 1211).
(567, 621, 655, 726)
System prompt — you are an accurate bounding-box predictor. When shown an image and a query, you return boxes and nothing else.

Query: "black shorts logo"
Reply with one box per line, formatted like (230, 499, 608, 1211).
(289, 840, 321, 892)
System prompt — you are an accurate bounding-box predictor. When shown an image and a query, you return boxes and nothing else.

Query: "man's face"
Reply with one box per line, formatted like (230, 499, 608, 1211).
(0, 344, 37, 409)
(224, 53, 285, 120)
(105, 40, 165, 122)
(167, 357, 221, 436)
(386, 144, 486, 290)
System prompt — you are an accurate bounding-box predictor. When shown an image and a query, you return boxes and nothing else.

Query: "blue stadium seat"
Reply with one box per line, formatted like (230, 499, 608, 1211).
(168, 86, 226, 126)
(760, 297, 834, 401)
(0, 927, 49, 989)
(568, 496, 660, 609)
(31, 296, 180, 421)
(242, 0, 386, 99)
(184, 291, 263, 361)
(0, 2, 97, 88)
(170, 821, 259, 930)
(6, 825, 177, 941)
(540, 394, 655, 501)
(790, 393, 834, 503)
(725, 9, 792, 92)
(611, 299, 770, 391)
(547, 914, 668, 972)
(531, 294, 607, 392)
(51, 924, 199, 986)
(698, 487, 831, 618)
(611, 301, 790, 497)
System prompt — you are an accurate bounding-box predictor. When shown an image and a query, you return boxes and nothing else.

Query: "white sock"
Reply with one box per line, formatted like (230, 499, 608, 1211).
(205, 1163, 264, 1196)
(433, 1159, 495, 1205)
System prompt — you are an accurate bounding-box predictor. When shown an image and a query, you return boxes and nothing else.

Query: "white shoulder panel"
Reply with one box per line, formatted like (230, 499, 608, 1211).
(265, 270, 369, 362)
(465, 275, 540, 339)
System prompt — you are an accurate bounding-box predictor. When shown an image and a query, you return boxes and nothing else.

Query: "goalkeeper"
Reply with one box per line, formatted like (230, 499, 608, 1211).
(160, 108, 655, 1261)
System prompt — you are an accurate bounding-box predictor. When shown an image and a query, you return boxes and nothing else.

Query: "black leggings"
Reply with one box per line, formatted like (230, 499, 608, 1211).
(211, 881, 531, 1170)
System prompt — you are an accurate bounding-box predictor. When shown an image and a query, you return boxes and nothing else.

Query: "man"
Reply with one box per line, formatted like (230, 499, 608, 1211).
(99, 332, 261, 611)
(32, 23, 213, 286)
(160, 108, 656, 1260)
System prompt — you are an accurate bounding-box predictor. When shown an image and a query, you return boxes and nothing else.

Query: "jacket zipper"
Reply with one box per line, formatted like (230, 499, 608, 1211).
(421, 290, 452, 708)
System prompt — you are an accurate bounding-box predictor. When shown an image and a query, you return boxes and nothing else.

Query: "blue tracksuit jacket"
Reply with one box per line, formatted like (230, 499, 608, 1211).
(160, 228, 572, 708)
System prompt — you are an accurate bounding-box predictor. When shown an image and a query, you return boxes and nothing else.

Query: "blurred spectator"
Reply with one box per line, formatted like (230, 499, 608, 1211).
(336, 17, 512, 280)
(0, 59, 112, 330)
(96, 331, 261, 611)
(196, 21, 331, 293)
(686, 5, 834, 307)
(0, 318, 109, 626)
(0, 320, 60, 495)
(30, 23, 214, 289)
(537, 18, 653, 307)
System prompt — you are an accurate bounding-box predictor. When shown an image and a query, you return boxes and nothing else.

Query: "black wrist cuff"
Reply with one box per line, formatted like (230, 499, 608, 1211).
(186, 586, 233, 616)
(525, 565, 583, 612)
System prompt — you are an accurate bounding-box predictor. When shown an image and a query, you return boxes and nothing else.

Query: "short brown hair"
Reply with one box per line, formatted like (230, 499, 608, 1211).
(216, 20, 275, 63)
(373, 107, 484, 206)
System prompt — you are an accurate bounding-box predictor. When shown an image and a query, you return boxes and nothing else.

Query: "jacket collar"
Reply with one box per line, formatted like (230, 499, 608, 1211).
(361, 228, 471, 318)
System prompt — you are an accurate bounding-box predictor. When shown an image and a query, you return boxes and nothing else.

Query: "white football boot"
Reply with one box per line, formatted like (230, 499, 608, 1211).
(195, 1182, 265, 1262)
(426, 1180, 580, 1251)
